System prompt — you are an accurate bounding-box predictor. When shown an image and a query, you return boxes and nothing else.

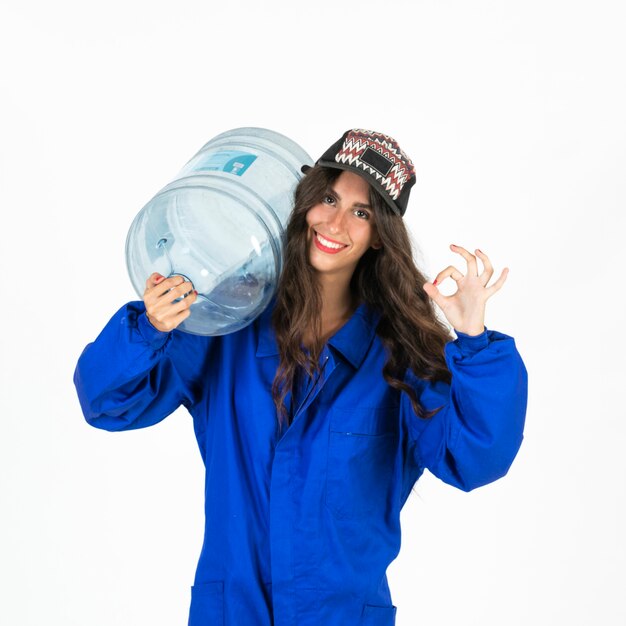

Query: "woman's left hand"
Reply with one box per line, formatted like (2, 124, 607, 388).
(422, 244, 509, 336)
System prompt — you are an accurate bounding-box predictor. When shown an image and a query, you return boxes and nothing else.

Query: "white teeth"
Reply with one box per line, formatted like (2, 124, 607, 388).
(317, 233, 346, 249)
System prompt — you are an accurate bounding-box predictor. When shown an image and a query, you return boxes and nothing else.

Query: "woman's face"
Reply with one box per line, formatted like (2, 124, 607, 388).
(305, 170, 381, 281)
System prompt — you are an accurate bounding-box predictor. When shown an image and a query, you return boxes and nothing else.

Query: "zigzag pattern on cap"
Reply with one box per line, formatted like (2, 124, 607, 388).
(335, 129, 415, 201)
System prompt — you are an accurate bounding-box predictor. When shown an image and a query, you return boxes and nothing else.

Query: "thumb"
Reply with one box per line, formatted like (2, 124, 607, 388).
(146, 272, 166, 290)
(423, 281, 444, 307)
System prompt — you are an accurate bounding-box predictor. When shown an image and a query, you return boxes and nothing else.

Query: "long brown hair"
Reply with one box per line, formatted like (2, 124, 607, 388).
(271, 165, 453, 430)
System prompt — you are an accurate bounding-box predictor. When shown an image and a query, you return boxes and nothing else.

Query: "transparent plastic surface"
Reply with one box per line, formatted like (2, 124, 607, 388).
(126, 128, 313, 335)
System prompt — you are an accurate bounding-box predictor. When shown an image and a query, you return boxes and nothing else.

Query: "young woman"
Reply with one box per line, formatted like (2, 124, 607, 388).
(74, 129, 528, 626)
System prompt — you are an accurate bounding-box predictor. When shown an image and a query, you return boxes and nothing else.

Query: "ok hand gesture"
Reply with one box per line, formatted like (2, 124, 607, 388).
(422, 244, 509, 336)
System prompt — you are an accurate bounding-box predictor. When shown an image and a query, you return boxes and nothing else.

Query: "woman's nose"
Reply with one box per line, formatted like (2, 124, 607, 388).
(327, 209, 346, 234)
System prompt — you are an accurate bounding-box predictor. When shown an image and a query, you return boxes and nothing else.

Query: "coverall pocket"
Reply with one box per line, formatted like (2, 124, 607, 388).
(363, 604, 397, 625)
(188, 580, 224, 626)
(326, 428, 396, 519)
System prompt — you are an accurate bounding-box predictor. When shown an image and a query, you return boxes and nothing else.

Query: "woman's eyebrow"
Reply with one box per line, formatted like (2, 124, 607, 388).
(328, 187, 372, 210)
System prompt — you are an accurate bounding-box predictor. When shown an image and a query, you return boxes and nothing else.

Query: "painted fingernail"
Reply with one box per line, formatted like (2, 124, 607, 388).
(155, 276, 164, 282)
(433, 279, 438, 285)
(194, 290, 198, 295)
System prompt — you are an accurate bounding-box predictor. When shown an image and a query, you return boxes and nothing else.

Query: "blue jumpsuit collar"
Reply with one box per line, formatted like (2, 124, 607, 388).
(255, 301, 381, 369)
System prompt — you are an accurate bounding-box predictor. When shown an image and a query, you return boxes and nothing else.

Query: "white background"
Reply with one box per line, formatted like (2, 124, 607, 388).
(1, 1, 624, 624)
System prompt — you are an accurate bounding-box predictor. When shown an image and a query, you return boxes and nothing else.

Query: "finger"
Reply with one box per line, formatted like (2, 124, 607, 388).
(144, 274, 175, 297)
(485, 267, 509, 297)
(144, 283, 193, 322)
(145, 275, 187, 300)
(168, 288, 198, 313)
(434, 265, 465, 284)
(177, 307, 193, 322)
(169, 280, 196, 302)
(422, 281, 448, 309)
(171, 306, 193, 326)
(450, 244, 478, 276)
(145, 272, 167, 290)
(146, 291, 198, 331)
(475, 249, 494, 285)
(150, 281, 195, 309)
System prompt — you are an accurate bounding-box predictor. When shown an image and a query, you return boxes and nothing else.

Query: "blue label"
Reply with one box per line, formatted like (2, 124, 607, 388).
(189, 150, 257, 176)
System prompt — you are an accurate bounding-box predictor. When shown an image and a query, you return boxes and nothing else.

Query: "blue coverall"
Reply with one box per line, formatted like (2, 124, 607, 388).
(73, 300, 528, 626)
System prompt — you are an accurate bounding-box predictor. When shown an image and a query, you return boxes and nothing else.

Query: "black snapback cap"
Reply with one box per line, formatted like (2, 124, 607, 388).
(301, 129, 416, 216)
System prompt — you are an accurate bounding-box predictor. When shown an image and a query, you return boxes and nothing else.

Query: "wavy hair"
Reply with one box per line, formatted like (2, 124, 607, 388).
(271, 165, 453, 430)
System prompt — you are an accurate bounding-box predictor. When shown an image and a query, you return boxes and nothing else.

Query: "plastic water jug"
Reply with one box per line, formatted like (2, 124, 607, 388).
(126, 127, 313, 336)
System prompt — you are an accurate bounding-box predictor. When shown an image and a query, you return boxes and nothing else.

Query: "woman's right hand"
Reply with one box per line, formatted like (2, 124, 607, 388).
(143, 273, 198, 332)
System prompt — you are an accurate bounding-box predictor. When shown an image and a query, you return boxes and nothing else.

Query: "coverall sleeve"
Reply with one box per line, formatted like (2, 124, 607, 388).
(73, 301, 212, 432)
(404, 327, 528, 492)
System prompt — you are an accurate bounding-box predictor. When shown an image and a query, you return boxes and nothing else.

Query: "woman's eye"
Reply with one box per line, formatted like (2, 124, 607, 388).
(354, 209, 370, 219)
(323, 195, 335, 204)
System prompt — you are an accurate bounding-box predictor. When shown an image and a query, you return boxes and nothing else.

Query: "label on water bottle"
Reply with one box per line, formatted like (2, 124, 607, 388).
(186, 150, 257, 176)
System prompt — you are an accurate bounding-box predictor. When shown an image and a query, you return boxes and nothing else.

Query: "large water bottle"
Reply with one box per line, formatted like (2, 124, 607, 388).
(126, 127, 313, 336)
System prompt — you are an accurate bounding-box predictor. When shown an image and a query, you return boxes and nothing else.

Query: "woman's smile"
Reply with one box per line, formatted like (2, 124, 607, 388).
(314, 231, 349, 254)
